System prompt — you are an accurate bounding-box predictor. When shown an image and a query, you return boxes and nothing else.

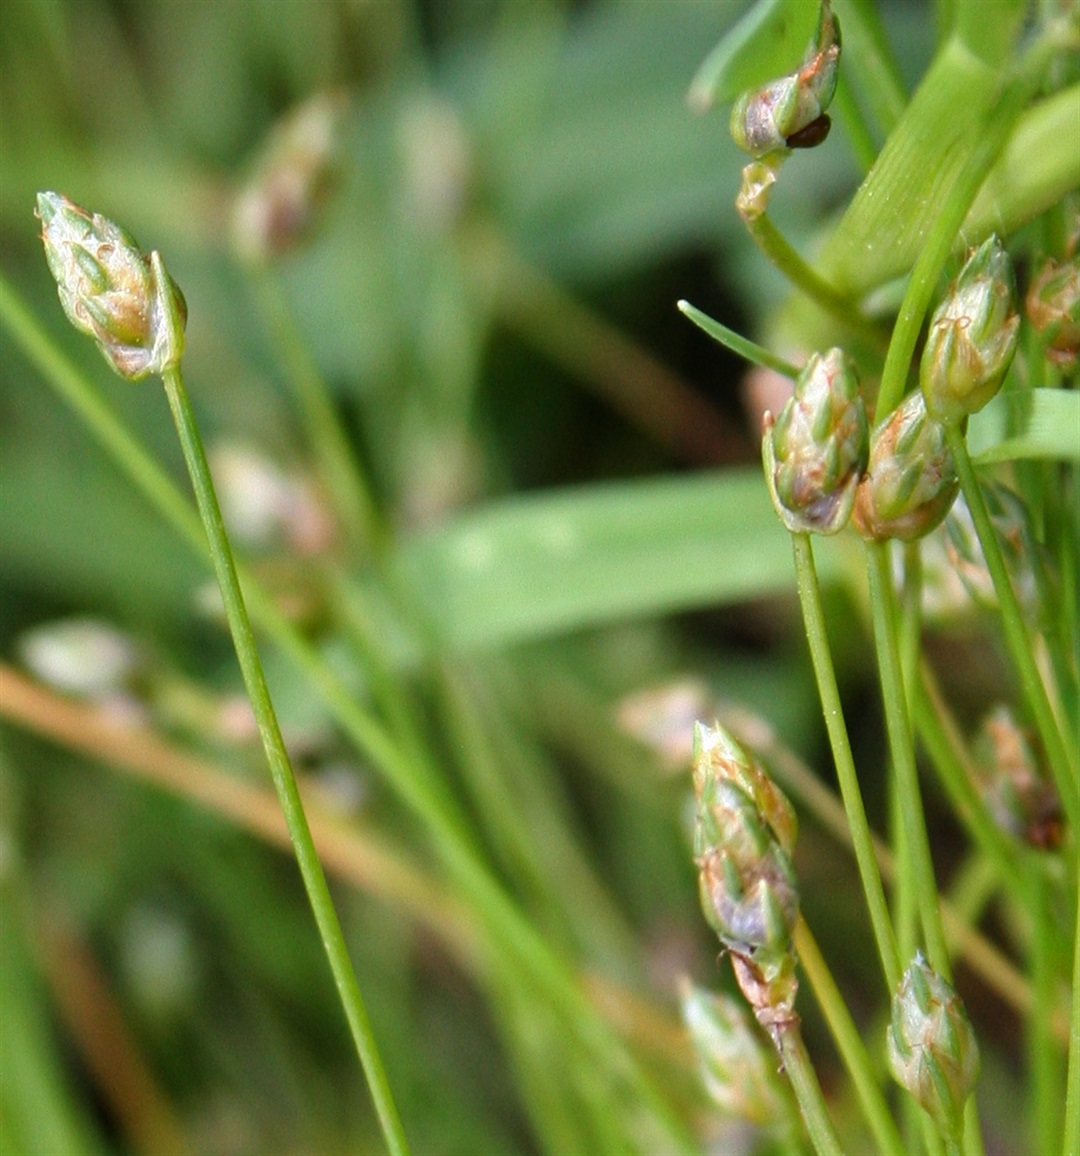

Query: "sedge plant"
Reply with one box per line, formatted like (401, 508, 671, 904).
(32, 190, 411, 1156)
(682, 1, 1077, 1154)
(0, 1, 1077, 1154)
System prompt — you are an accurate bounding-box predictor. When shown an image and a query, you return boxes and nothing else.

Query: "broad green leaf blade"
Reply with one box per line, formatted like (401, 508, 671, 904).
(817, 36, 1002, 296)
(396, 469, 826, 649)
(964, 85, 1080, 244)
(687, 0, 816, 111)
(954, 0, 1026, 66)
(970, 390, 1080, 465)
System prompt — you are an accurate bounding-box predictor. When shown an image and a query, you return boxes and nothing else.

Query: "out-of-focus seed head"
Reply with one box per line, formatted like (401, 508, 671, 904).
(887, 952, 980, 1142)
(396, 96, 473, 235)
(730, 1, 841, 159)
(1026, 252, 1080, 369)
(231, 90, 348, 264)
(18, 617, 142, 698)
(852, 391, 958, 542)
(973, 705, 1063, 850)
(209, 443, 336, 556)
(679, 981, 796, 1126)
(943, 483, 1050, 627)
(36, 191, 186, 379)
(763, 348, 867, 535)
(921, 236, 1020, 425)
(615, 680, 712, 772)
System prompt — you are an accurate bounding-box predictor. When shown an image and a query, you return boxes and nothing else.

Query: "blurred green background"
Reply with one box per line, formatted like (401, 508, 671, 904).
(0, 2, 970, 1155)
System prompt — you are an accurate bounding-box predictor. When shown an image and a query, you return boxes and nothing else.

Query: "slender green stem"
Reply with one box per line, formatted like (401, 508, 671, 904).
(792, 534, 900, 988)
(741, 211, 890, 350)
(794, 918, 906, 1155)
(677, 299, 799, 378)
(945, 426, 1079, 827)
(1027, 874, 1059, 1156)
(775, 1018, 845, 1156)
(159, 364, 410, 1156)
(1062, 880, 1080, 1156)
(865, 544, 952, 976)
(867, 543, 986, 1156)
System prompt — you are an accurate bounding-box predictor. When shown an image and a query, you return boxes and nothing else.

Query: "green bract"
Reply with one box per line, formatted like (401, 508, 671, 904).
(763, 347, 868, 535)
(888, 952, 981, 1142)
(36, 191, 186, 380)
(920, 235, 1019, 425)
(853, 391, 958, 542)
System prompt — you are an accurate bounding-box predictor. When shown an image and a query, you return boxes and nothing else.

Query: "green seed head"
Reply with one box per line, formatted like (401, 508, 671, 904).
(730, 1, 841, 159)
(693, 724, 799, 958)
(921, 235, 1019, 425)
(36, 191, 186, 379)
(763, 347, 868, 535)
(853, 390, 958, 542)
(693, 723, 797, 855)
(680, 982, 795, 1125)
(1026, 251, 1080, 369)
(231, 90, 347, 264)
(943, 482, 1050, 627)
(888, 952, 981, 1142)
(973, 705, 1063, 850)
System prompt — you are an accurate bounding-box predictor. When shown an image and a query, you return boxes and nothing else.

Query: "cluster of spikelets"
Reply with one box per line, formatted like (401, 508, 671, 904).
(763, 234, 1023, 546)
(679, 2, 1078, 1151)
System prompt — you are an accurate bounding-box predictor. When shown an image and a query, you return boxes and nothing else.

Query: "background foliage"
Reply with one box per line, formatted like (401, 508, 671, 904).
(0, 2, 1073, 1155)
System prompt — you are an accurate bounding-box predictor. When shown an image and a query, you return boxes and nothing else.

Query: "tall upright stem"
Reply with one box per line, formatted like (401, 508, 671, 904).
(161, 363, 410, 1156)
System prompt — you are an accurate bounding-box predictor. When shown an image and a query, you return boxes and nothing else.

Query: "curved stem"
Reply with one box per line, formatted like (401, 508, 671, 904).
(159, 364, 410, 1156)
(742, 211, 890, 351)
